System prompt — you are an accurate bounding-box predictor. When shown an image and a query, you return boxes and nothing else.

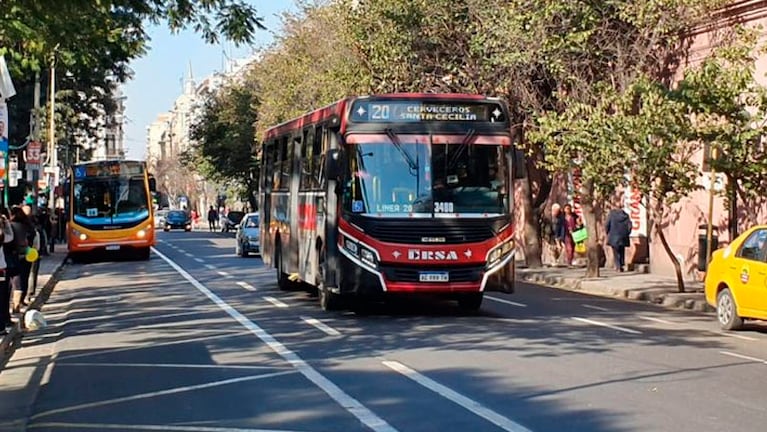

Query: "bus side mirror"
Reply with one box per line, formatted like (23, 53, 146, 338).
(326, 149, 344, 180)
(149, 177, 157, 192)
(512, 149, 527, 179)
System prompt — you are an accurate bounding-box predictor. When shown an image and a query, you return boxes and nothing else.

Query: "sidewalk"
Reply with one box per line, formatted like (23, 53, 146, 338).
(0, 247, 68, 368)
(516, 264, 713, 313)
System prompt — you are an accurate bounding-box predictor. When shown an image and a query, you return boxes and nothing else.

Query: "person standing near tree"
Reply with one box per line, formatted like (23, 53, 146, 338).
(207, 206, 217, 232)
(606, 204, 632, 272)
(563, 204, 577, 266)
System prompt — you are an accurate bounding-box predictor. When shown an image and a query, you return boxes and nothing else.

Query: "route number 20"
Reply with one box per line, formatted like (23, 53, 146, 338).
(371, 104, 390, 120)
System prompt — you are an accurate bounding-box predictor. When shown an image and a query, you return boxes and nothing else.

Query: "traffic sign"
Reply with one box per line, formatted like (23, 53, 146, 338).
(27, 141, 41, 164)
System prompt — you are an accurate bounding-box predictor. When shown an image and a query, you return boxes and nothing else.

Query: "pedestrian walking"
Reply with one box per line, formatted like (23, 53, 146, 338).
(543, 203, 567, 266)
(563, 204, 578, 266)
(0, 209, 15, 335)
(606, 205, 632, 272)
(207, 206, 217, 232)
(9, 206, 34, 313)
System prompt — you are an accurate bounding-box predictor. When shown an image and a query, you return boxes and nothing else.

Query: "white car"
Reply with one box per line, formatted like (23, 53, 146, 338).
(235, 212, 260, 257)
(155, 209, 169, 228)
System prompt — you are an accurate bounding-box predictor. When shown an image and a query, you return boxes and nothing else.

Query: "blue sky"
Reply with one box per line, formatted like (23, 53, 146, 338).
(122, 1, 296, 160)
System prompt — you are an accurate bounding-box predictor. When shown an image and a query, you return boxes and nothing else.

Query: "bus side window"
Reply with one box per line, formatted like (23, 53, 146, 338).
(310, 126, 323, 189)
(262, 141, 275, 192)
(277, 136, 290, 191)
(300, 128, 313, 191)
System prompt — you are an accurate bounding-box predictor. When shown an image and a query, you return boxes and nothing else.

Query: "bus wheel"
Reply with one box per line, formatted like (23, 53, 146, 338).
(137, 247, 151, 261)
(457, 293, 484, 312)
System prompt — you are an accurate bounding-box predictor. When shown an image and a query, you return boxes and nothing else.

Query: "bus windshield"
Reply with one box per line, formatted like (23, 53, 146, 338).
(73, 175, 149, 226)
(343, 134, 510, 216)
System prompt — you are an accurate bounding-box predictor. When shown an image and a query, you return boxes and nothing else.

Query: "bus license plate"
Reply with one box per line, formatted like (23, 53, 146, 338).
(106, 245, 121, 251)
(419, 272, 449, 282)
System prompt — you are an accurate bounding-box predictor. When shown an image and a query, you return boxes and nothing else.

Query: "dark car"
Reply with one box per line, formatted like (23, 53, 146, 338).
(164, 210, 192, 232)
(222, 211, 245, 233)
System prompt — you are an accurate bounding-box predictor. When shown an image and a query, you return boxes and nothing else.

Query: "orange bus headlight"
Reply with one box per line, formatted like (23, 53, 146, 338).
(137, 229, 146, 239)
(72, 228, 88, 241)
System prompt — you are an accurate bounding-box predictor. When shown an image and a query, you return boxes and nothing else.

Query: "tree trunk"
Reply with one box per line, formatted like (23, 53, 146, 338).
(579, 179, 600, 278)
(519, 175, 542, 267)
(653, 206, 686, 293)
(727, 178, 738, 240)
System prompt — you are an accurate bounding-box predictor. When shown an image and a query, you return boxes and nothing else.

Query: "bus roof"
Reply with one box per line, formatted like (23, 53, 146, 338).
(262, 93, 504, 140)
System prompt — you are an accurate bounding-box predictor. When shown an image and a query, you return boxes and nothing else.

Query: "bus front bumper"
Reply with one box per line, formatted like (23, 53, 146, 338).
(337, 253, 514, 297)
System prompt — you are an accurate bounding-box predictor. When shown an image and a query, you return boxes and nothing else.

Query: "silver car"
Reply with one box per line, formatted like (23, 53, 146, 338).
(235, 212, 260, 257)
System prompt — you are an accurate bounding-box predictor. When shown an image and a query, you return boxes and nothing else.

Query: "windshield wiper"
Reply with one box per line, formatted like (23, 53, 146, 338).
(385, 128, 419, 175)
(448, 128, 476, 169)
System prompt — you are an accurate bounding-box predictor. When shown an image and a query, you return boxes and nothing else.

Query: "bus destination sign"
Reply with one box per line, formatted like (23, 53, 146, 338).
(350, 100, 506, 123)
(76, 161, 144, 178)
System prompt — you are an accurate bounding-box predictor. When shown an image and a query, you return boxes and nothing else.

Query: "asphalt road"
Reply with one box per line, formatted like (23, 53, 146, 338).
(4, 230, 767, 432)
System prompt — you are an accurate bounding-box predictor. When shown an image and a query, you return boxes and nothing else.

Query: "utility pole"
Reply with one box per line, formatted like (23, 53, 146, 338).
(705, 146, 719, 269)
(47, 54, 57, 211)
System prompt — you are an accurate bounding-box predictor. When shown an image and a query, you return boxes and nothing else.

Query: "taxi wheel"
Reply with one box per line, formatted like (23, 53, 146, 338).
(717, 288, 744, 330)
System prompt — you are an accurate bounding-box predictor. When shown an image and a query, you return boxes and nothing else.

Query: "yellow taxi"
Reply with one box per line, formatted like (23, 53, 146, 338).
(705, 225, 767, 330)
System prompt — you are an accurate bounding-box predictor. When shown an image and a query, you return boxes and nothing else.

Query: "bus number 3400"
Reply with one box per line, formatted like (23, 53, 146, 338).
(434, 202, 454, 213)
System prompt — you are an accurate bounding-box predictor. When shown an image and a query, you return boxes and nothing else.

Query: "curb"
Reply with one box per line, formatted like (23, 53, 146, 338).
(0, 258, 67, 370)
(516, 270, 715, 313)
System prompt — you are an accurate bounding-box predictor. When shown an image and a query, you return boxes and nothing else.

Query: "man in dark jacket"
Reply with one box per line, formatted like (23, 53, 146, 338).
(605, 207, 632, 272)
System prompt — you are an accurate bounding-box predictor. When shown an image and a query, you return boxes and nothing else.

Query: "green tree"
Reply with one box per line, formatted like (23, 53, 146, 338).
(187, 78, 260, 211)
(676, 27, 767, 239)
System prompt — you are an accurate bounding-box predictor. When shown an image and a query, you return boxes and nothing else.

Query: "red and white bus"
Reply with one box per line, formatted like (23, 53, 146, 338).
(259, 93, 524, 311)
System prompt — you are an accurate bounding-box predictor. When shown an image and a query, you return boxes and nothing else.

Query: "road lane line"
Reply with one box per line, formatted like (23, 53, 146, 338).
(581, 304, 609, 312)
(177, 248, 186, 253)
(216, 270, 231, 277)
(194, 258, 205, 263)
(301, 317, 341, 336)
(151, 248, 397, 432)
(264, 296, 289, 308)
(718, 332, 758, 341)
(185, 253, 194, 258)
(31, 371, 295, 420)
(485, 296, 527, 308)
(28, 422, 305, 431)
(719, 351, 767, 364)
(638, 316, 674, 325)
(237, 281, 257, 292)
(572, 317, 642, 335)
(382, 360, 532, 432)
(56, 362, 289, 370)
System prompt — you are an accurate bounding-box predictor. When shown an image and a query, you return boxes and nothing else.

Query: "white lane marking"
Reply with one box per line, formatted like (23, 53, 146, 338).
(31, 371, 295, 420)
(237, 281, 257, 291)
(264, 296, 289, 308)
(572, 317, 642, 335)
(581, 304, 609, 312)
(485, 295, 527, 308)
(217, 270, 231, 277)
(194, 258, 205, 263)
(383, 360, 532, 432)
(55, 362, 288, 370)
(206, 264, 218, 270)
(177, 248, 186, 253)
(718, 332, 758, 341)
(301, 317, 341, 336)
(27, 422, 306, 431)
(151, 248, 397, 432)
(638, 316, 674, 325)
(185, 253, 194, 258)
(719, 351, 767, 364)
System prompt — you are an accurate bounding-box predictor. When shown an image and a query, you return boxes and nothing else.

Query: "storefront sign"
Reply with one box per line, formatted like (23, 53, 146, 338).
(623, 183, 647, 237)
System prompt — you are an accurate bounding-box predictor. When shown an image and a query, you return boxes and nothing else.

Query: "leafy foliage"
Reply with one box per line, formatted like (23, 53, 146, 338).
(187, 79, 260, 210)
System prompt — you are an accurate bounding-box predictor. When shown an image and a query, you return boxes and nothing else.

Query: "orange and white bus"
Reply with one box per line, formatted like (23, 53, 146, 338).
(66, 160, 156, 261)
(259, 93, 525, 311)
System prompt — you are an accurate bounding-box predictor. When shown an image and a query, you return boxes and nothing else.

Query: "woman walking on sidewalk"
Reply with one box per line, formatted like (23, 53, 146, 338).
(0, 210, 15, 335)
(9, 207, 34, 314)
(563, 204, 577, 266)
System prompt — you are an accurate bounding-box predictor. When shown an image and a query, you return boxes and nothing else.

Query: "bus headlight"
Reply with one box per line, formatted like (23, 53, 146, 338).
(72, 228, 88, 241)
(137, 229, 146, 239)
(360, 247, 377, 267)
(487, 239, 514, 267)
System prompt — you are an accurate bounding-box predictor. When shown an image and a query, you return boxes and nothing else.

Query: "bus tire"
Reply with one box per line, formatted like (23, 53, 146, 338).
(318, 263, 342, 311)
(137, 247, 151, 261)
(457, 293, 483, 312)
